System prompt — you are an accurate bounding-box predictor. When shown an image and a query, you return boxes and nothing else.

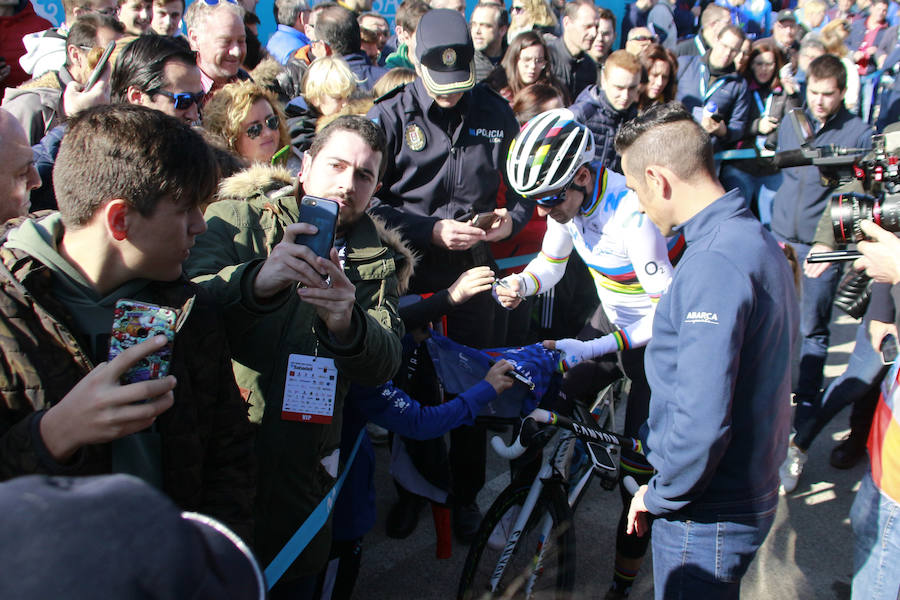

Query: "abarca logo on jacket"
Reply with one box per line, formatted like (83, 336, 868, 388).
(684, 311, 719, 325)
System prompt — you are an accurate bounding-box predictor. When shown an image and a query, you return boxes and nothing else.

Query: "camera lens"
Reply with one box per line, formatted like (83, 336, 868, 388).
(831, 192, 900, 243)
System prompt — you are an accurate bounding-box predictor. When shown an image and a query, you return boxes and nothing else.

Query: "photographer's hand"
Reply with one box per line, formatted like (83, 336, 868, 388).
(855, 220, 900, 284)
(804, 243, 833, 278)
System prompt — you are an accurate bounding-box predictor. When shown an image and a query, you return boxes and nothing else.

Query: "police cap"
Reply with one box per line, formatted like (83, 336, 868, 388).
(415, 9, 476, 95)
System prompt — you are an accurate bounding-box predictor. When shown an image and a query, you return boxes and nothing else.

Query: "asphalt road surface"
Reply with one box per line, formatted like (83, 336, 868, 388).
(355, 311, 866, 599)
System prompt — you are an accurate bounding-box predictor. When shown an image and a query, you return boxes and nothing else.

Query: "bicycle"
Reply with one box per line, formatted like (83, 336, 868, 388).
(456, 383, 642, 600)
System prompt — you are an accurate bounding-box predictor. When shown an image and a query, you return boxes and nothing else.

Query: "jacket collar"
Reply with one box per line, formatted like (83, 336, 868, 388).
(673, 188, 748, 243)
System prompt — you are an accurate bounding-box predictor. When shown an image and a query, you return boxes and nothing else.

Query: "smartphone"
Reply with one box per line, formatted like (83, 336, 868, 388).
(295, 195, 339, 260)
(470, 211, 499, 230)
(806, 250, 863, 263)
(84, 40, 116, 91)
(881, 334, 898, 365)
(108, 299, 180, 384)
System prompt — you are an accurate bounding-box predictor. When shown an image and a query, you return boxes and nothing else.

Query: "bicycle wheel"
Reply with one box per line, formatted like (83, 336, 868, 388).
(457, 482, 575, 600)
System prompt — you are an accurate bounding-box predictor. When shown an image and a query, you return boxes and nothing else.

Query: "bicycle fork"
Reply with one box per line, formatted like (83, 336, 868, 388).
(488, 463, 550, 594)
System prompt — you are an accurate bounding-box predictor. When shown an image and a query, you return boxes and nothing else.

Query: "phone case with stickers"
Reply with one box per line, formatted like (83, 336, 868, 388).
(108, 298, 194, 384)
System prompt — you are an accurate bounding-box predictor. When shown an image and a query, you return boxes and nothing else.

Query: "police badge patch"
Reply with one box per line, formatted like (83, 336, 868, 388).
(442, 48, 456, 66)
(405, 124, 426, 151)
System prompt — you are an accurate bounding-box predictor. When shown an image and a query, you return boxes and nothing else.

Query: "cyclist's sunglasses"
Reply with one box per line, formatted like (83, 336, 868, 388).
(150, 89, 205, 110)
(246, 115, 280, 139)
(535, 182, 572, 207)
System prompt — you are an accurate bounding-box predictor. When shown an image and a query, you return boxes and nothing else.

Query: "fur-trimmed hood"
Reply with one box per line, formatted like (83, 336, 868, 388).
(214, 164, 417, 293)
(250, 58, 284, 95)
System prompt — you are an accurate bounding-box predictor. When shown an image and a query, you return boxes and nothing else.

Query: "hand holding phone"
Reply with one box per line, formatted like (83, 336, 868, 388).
(108, 298, 191, 383)
(470, 211, 500, 231)
(85, 40, 116, 91)
(40, 334, 178, 462)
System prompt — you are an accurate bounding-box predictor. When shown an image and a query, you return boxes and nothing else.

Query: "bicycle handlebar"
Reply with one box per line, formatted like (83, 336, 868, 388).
(490, 434, 527, 459)
(490, 408, 645, 460)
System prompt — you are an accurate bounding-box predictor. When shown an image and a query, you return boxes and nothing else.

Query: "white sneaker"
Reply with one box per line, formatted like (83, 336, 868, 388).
(488, 505, 521, 551)
(779, 444, 808, 494)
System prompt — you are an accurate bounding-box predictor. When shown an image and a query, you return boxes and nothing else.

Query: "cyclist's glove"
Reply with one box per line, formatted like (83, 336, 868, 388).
(556, 334, 620, 371)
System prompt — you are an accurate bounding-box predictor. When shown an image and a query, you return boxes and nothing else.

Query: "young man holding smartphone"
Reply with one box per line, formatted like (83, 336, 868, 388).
(0, 104, 256, 541)
(186, 115, 410, 598)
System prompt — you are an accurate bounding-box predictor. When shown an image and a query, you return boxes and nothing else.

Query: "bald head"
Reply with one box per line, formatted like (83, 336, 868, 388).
(0, 110, 41, 222)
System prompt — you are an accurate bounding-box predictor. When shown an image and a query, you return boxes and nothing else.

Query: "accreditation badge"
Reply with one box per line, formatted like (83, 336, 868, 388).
(405, 124, 426, 152)
(281, 354, 337, 424)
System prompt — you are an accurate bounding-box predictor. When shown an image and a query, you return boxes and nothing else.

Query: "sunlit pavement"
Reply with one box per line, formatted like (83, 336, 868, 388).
(357, 310, 863, 599)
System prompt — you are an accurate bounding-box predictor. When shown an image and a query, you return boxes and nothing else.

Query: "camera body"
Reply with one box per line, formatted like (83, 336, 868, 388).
(829, 133, 900, 244)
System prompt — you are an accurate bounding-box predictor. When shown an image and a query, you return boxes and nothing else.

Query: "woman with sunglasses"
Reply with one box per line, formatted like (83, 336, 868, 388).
(719, 40, 800, 228)
(203, 80, 291, 166)
(506, 0, 558, 44)
(485, 30, 568, 104)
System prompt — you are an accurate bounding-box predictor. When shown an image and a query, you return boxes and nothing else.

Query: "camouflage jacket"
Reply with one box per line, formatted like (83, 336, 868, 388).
(0, 234, 257, 542)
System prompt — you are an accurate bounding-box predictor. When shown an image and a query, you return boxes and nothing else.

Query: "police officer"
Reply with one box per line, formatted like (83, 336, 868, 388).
(367, 8, 531, 542)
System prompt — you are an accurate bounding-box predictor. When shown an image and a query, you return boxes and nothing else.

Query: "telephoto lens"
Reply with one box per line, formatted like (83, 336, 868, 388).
(831, 192, 900, 243)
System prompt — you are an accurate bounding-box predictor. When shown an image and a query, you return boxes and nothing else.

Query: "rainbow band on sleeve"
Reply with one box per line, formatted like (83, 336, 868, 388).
(523, 271, 542, 293)
(611, 329, 631, 351)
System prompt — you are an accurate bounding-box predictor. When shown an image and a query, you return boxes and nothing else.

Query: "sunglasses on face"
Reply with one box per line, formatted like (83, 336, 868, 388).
(630, 34, 656, 42)
(246, 115, 280, 139)
(81, 5, 119, 15)
(511, 5, 525, 13)
(535, 182, 572, 207)
(200, 0, 238, 5)
(150, 89, 205, 110)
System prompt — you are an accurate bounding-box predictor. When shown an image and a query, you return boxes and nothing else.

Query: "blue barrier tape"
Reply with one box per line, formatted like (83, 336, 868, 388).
(263, 427, 366, 589)
(496, 253, 538, 270)
(861, 69, 885, 83)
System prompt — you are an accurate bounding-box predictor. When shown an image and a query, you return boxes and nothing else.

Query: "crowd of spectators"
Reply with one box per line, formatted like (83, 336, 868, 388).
(0, 0, 899, 597)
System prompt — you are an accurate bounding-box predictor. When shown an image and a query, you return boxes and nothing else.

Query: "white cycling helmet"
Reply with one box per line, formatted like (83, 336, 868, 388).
(506, 108, 595, 200)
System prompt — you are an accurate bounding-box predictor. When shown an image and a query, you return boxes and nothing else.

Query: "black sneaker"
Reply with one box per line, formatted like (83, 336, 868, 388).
(830, 434, 867, 469)
(386, 492, 424, 539)
(452, 502, 483, 544)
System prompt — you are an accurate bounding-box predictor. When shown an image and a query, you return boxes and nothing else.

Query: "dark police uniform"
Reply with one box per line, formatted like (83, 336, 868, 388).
(367, 77, 530, 510)
(367, 77, 531, 308)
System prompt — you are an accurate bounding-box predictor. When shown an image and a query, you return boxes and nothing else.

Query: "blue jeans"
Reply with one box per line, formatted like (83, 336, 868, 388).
(784, 241, 841, 427)
(794, 321, 888, 450)
(851, 470, 900, 600)
(650, 509, 776, 600)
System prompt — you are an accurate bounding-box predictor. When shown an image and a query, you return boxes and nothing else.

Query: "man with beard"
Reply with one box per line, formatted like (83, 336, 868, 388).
(184, 0, 249, 95)
(185, 115, 406, 599)
(470, 2, 508, 82)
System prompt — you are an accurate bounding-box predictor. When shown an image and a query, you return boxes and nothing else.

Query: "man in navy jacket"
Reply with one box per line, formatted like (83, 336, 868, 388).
(772, 54, 872, 434)
(617, 103, 798, 598)
(570, 49, 640, 172)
